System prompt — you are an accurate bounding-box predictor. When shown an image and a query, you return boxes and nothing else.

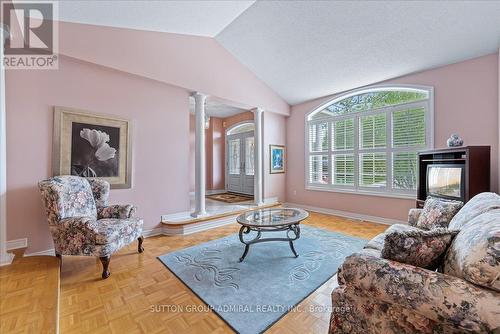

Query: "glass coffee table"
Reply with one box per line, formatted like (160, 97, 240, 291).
(236, 208, 309, 262)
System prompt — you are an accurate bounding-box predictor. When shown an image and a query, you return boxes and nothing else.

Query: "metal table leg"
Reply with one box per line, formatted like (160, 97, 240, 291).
(238, 223, 301, 261)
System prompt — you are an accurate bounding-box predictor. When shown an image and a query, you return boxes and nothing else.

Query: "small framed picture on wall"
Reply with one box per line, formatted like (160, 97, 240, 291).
(269, 145, 286, 174)
(52, 107, 132, 189)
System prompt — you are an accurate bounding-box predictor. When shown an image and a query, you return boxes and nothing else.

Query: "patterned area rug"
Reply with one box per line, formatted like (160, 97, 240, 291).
(206, 192, 254, 203)
(158, 225, 366, 334)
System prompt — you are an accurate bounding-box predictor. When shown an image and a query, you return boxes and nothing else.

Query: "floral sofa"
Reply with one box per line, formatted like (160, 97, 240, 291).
(329, 193, 500, 333)
(38, 175, 144, 279)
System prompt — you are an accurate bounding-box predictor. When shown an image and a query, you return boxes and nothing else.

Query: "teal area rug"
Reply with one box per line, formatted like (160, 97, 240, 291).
(158, 225, 366, 334)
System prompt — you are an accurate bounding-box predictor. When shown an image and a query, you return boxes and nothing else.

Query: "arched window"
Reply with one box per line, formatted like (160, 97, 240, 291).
(305, 85, 433, 197)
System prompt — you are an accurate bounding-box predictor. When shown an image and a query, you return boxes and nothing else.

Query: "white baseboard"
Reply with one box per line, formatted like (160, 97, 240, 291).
(206, 189, 226, 195)
(143, 227, 163, 238)
(265, 196, 279, 204)
(12, 213, 248, 257)
(18, 227, 173, 258)
(25, 248, 55, 257)
(190, 189, 226, 196)
(21, 228, 163, 257)
(0, 253, 14, 266)
(284, 202, 406, 226)
(6, 238, 28, 250)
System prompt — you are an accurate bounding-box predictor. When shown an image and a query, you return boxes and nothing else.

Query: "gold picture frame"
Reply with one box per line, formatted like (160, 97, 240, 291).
(53, 106, 132, 189)
(269, 145, 286, 174)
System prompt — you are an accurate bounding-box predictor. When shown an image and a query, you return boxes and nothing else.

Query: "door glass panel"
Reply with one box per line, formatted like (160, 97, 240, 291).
(245, 137, 255, 175)
(229, 138, 240, 175)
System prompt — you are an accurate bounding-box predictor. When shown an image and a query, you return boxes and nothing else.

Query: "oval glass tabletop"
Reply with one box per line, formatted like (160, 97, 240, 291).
(236, 208, 309, 227)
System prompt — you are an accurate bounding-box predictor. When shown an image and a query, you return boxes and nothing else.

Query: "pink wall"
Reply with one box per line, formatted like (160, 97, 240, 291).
(57, 21, 289, 116)
(264, 112, 287, 201)
(189, 115, 196, 192)
(286, 53, 499, 221)
(5, 23, 289, 254)
(205, 118, 214, 190)
(187, 109, 288, 202)
(6, 56, 191, 253)
(204, 117, 225, 191)
(188, 116, 228, 192)
(189, 112, 254, 192)
(224, 112, 254, 129)
(211, 118, 225, 190)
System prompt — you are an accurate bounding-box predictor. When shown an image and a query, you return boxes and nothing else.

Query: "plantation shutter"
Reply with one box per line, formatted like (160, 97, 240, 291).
(392, 108, 426, 148)
(332, 154, 354, 185)
(308, 122, 329, 153)
(332, 119, 354, 150)
(359, 153, 386, 187)
(309, 155, 329, 184)
(306, 87, 431, 196)
(359, 114, 386, 149)
(393, 152, 418, 190)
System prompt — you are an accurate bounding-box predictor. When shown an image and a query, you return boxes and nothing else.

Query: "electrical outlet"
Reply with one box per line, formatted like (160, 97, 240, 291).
(293, 190, 297, 195)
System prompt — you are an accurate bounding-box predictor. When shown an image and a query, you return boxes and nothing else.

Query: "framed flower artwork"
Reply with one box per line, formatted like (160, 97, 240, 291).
(53, 107, 132, 188)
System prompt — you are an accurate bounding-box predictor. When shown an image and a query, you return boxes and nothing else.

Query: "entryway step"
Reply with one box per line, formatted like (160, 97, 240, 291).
(161, 202, 281, 235)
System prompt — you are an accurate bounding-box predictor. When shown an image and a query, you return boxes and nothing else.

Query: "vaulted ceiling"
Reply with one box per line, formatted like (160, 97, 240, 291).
(59, 1, 255, 37)
(58, 1, 500, 105)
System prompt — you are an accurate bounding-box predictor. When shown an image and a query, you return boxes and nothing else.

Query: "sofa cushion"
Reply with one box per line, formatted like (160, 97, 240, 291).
(359, 247, 382, 258)
(444, 210, 500, 292)
(382, 228, 458, 270)
(449, 192, 500, 230)
(95, 218, 144, 245)
(364, 224, 419, 251)
(416, 197, 463, 230)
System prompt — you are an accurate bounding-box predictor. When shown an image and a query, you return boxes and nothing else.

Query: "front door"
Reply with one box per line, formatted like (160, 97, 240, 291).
(226, 131, 254, 195)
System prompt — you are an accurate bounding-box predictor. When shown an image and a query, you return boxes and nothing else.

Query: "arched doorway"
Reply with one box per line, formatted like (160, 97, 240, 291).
(225, 121, 255, 195)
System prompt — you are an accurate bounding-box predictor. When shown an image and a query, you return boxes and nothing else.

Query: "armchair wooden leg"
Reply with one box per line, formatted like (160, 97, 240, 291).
(138, 236, 144, 253)
(99, 256, 111, 279)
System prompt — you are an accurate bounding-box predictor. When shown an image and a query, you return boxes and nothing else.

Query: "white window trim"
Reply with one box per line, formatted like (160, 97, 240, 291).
(304, 84, 434, 199)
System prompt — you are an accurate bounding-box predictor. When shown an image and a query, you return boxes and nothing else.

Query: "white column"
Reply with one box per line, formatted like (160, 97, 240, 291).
(253, 108, 264, 206)
(0, 25, 13, 266)
(191, 92, 208, 218)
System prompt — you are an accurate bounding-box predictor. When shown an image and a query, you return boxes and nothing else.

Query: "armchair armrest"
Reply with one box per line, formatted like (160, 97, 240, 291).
(408, 208, 422, 227)
(339, 253, 500, 332)
(98, 204, 136, 219)
(50, 216, 100, 246)
(59, 216, 99, 233)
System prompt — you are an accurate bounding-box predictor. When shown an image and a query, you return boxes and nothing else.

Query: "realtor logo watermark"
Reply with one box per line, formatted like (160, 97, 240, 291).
(1, 1, 58, 69)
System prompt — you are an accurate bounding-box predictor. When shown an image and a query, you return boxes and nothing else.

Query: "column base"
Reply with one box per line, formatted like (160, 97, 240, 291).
(190, 211, 209, 219)
(0, 252, 14, 266)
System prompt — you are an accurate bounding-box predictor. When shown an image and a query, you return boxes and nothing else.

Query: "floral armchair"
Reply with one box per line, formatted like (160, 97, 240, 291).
(38, 175, 144, 279)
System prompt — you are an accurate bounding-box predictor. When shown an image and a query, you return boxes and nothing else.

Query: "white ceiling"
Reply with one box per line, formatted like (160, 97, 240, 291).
(189, 98, 248, 118)
(58, 1, 255, 37)
(57, 1, 500, 105)
(216, 1, 500, 104)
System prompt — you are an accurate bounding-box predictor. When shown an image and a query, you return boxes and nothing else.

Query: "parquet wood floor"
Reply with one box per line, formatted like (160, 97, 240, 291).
(0, 251, 60, 334)
(1, 212, 388, 334)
